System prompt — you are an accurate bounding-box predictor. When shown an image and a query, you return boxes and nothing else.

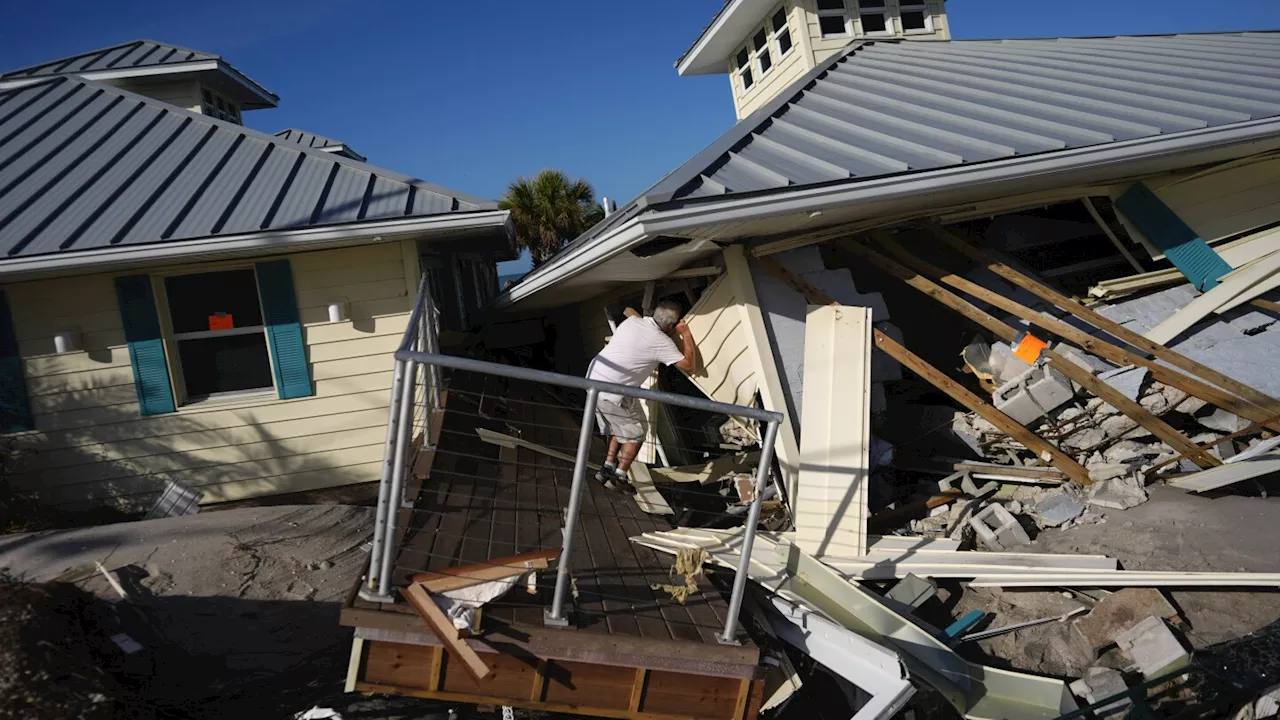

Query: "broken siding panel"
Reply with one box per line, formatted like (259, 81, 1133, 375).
(682, 275, 759, 408)
(794, 305, 872, 558)
(6, 243, 410, 509)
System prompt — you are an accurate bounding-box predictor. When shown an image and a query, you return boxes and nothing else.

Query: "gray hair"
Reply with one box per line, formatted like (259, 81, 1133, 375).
(652, 300, 682, 331)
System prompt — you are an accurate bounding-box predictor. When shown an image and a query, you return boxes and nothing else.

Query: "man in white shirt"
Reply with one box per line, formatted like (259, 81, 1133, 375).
(586, 300, 697, 491)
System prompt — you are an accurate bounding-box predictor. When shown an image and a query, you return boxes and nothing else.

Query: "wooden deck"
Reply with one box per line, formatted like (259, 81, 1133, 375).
(341, 372, 764, 720)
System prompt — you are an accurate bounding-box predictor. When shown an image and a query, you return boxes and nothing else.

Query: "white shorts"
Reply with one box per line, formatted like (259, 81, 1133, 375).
(595, 397, 647, 444)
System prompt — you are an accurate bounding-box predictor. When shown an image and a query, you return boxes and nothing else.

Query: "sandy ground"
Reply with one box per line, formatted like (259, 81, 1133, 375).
(944, 485, 1280, 678)
(0, 505, 450, 719)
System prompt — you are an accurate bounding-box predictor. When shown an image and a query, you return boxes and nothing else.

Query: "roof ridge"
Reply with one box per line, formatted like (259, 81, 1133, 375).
(1, 39, 219, 79)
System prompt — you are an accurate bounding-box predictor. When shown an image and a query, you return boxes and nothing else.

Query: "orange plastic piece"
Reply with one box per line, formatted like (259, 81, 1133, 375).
(1011, 332, 1048, 364)
(208, 313, 234, 331)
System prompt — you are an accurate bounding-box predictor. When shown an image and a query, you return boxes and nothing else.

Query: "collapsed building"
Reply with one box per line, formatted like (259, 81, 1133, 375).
(340, 21, 1280, 720)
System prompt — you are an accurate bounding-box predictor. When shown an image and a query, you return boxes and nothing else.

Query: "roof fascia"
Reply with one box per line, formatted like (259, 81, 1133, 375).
(676, 0, 773, 76)
(0, 210, 511, 282)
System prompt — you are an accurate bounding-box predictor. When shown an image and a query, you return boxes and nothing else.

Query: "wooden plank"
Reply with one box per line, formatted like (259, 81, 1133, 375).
(530, 660, 548, 701)
(731, 678, 753, 720)
(924, 221, 1280, 422)
(400, 582, 492, 682)
(642, 669, 745, 719)
(475, 427, 602, 470)
(428, 646, 445, 692)
(874, 234, 1280, 433)
(1082, 197, 1145, 273)
(794, 304, 872, 558)
(1147, 411, 1280, 475)
(721, 245, 804, 505)
(629, 668, 649, 712)
(844, 237, 1218, 471)
(345, 637, 365, 693)
(752, 251, 1094, 485)
(410, 549, 559, 591)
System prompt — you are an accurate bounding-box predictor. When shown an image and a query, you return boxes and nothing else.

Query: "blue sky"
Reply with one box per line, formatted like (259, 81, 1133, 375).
(3, 0, 1279, 275)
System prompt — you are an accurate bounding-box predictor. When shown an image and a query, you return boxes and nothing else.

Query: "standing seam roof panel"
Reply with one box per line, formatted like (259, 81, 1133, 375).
(411, 188, 454, 216)
(0, 82, 83, 146)
(363, 175, 410, 220)
(114, 126, 236, 245)
(1033, 42, 1280, 81)
(764, 119, 911, 177)
(215, 145, 296, 234)
(0, 90, 118, 185)
(269, 153, 332, 229)
(165, 133, 267, 240)
(313, 165, 369, 224)
(784, 102, 964, 168)
(733, 134, 850, 186)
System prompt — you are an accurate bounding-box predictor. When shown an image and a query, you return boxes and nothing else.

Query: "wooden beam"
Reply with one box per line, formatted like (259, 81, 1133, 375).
(428, 646, 445, 692)
(410, 549, 559, 592)
(629, 668, 648, 712)
(732, 678, 753, 720)
(1252, 298, 1280, 314)
(843, 237, 1219, 470)
(1082, 197, 1145, 273)
(873, 234, 1280, 433)
(1146, 411, 1280, 475)
(923, 221, 1280, 421)
(531, 660, 548, 702)
(401, 582, 492, 683)
(751, 254, 1094, 484)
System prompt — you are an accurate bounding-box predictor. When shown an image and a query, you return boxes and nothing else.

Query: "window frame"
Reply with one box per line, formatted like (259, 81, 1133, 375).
(854, 0, 894, 37)
(770, 7, 794, 59)
(734, 46, 755, 93)
(200, 85, 242, 125)
(156, 265, 278, 406)
(897, 0, 933, 34)
(816, 0, 852, 38)
(752, 27, 773, 77)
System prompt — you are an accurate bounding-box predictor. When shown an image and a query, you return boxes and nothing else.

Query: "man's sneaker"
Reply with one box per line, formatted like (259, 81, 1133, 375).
(609, 470, 637, 495)
(594, 462, 617, 487)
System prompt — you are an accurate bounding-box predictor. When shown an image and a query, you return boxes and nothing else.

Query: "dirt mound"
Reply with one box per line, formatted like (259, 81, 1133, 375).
(0, 577, 150, 720)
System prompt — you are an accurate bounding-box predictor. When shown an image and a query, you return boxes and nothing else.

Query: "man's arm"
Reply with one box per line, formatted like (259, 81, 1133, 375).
(672, 320, 697, 373)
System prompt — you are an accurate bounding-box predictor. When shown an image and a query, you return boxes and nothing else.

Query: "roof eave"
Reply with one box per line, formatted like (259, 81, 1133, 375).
(0, 210, 511, 282)
(0, 58, 278, 108)
(676, 0, 779, 76)
(498, 117, 1280, 310)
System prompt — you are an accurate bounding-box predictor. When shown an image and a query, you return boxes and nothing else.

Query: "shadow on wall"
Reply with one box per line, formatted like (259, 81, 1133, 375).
(5, 369, 392, 520)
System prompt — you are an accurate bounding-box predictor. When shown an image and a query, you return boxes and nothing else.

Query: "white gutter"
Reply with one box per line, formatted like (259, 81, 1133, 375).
(497, 116, 1280, 311)
(0, 210, 512, 281)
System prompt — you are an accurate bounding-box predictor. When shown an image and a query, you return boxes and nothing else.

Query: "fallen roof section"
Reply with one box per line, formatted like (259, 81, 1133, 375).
(0, 76, 502, 276)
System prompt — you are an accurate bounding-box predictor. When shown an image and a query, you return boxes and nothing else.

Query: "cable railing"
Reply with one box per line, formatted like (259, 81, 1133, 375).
(360, 276, 784, 645)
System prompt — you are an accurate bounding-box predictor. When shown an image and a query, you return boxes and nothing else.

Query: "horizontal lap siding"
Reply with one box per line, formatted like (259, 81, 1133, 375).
(738, 36, 811, 118)
(6, 242, 412, 510)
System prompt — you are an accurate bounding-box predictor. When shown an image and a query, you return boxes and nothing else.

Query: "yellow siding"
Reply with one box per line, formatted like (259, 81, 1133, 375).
(734, 1, 815, 119)
(6, 241, 414, 510)
(801, 0, 951, 66)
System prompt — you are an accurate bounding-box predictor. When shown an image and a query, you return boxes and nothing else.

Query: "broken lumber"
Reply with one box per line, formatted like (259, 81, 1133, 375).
(847, 236, 1219, 470)
(1146, 411, 1280, 475)
(924, 221, 1280, 423)
(876, 232, 1280, 433)
(401, 582, 491, 682)
(410, 549, 559, 592)
(752, 254, 1095, 485)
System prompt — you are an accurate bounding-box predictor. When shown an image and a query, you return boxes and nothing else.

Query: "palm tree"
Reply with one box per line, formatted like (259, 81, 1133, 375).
(500, 170, 606, 266)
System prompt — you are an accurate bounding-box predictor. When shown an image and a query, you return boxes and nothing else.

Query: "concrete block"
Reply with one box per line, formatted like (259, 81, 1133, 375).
(1198, 408, 1248, 433)
(1056, 344, 1116, 375)
(1099, 366, 1149, 402)
(886, 573, 938, 609)
(1072, 588, 1178, 652)
(968, 503, 1031, 550)
(1068, 667, 1131, 719)
(1088, 475, 1149, 510)
(1036, 492, 1086, 527)
(1115, 616, 1190, 679)
(1086, 463, 1132, 483)
(994, 364, 1076, 425)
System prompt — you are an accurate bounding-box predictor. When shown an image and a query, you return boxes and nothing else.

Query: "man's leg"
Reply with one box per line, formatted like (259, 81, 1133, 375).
(605, 436, 621, 466)
(616, 441, 643, 473)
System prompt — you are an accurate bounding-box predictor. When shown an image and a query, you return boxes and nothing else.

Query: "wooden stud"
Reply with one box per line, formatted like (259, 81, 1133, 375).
(401, 583, 492, 682)
(629, 668, 649, 712)
(752, 254, 1095, 484)
(345, 637, 365, 693)
(1082, 197, 1145, 274)
(874, 232, 1280, 433)
(731, 678, 753, 720)
(842, 238, 1219, 470)
(1147, 411, 1280, 475)
(410, 549, 559, 591)
(923, 221, 1280, 421)
(428, 646, 445, 692)
(1253, 298, 1280, 315)
(530, 660, 548, 702)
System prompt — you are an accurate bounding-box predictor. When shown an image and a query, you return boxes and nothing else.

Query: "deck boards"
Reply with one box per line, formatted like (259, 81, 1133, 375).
(377, 371, 742, 650)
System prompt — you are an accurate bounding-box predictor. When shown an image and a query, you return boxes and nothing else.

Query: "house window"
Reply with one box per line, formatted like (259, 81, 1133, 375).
(753, 29, 773, 76)
(816, 0, 851, 37)
(771, 8, 794, 57)
(735, 47, 754, 91)
(856, 0, 892, 35)
(200, 87, 242, 124)
(900, 0, 932, 32)
(164, 269, 274, 400)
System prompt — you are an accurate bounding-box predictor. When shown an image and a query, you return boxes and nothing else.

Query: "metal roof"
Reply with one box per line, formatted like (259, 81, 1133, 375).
(0, 39, 278, 107)
(274, 128, 366, 162)
(0, 76, 497, 261)
(660, 32, 1280, 202)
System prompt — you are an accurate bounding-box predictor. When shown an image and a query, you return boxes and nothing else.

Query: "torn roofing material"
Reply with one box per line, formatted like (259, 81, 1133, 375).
(274, 128, 367, 162)
(0, 39, 278, 107)
(0, 76, 497, 262)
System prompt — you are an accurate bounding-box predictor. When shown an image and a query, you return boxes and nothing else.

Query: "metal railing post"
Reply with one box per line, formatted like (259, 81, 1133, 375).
(545, 387, 599, 626)
(361, 359, 406, 601)
(720, 418, 781, 644)
(377, 358, 419, 599)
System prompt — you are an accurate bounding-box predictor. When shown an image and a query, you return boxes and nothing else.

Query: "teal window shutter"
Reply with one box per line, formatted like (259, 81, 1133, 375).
(0, 290, 34, 432)
(115, 275, 177, 415)
(1115, 182, 1233, 291)
(255, 260, 313, 399)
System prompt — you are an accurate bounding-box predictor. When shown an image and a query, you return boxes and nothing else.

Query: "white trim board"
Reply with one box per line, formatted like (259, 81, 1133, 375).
(795, 304, 873, 557)
(1169, 454, 1280, 493)
(1145, 249, 1280, 344)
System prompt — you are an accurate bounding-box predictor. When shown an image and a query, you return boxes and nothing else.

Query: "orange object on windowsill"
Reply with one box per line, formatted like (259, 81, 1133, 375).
(208, 313, 234, 331)
(1011, 331, 1048, 365)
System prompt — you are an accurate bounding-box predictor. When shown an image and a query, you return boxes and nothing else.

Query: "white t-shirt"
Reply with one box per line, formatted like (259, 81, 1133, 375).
(587, 316, 685, 403)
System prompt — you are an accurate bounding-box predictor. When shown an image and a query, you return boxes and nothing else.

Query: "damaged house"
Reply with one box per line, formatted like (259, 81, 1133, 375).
(341, 5, 1280, 718)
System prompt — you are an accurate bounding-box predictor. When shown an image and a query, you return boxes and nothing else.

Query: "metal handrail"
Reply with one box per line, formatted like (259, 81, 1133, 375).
(362, 276, 784, 644)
